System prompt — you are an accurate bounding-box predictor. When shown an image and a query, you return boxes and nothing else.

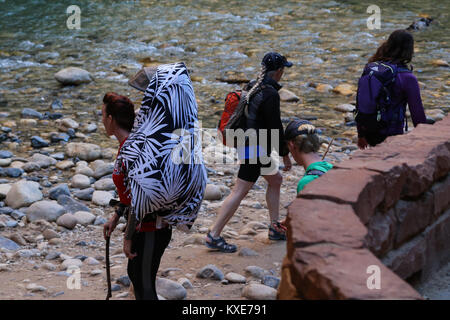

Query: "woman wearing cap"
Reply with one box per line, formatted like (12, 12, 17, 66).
(206, 52, 293, 253)
(284, 119, 333, 194)
(103, 62, 206, 299)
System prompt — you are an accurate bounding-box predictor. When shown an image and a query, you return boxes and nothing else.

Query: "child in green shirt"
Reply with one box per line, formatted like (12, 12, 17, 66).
(284, 119, 333, 194)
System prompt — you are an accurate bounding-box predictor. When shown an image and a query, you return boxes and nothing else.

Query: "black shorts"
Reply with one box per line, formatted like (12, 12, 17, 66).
(237, 158, 276, 183)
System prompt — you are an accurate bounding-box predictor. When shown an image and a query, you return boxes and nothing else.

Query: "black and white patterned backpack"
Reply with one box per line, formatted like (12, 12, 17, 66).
(117, 62, 207, 229)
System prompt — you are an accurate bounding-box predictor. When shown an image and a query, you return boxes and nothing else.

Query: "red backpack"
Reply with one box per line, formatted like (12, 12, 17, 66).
(217, 91, 242, 146)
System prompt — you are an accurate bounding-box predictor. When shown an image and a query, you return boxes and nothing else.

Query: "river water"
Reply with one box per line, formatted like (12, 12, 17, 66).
(0, 0, 449, 147)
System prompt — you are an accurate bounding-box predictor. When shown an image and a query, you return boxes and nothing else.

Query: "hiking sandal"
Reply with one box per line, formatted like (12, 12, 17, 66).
(268, 222, 287, 241)
(205, 232, 237, 253)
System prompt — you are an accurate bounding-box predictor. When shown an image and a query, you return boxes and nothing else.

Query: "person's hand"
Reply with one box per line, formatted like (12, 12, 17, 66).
(282, 155, 292, 171)
(357, 137, 368, 150)
(103, 213, 120, 240)
(123, 239, 137, 260)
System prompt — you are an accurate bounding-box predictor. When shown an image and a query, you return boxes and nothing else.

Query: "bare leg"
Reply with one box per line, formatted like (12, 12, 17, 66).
(262, 171, 282, 223)
(209, 178, 254, 238)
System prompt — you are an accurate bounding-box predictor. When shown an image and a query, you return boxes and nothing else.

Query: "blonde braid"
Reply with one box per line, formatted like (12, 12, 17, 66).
(245, 64, 267, 103)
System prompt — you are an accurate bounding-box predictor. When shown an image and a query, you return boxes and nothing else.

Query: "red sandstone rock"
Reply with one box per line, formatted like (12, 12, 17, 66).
(394, 192, 434, 247)
(335, 160, 408, 212)
(286, 198, 366, 260)
(365, 208, 397, 257)
(278, 256, 302, 300)
(382, 235, 426, 280)
(423, 209, 450, 280)
(431, 174, 450, 218)
(290, 245, 422, 299)
(299, 168, 385, 224)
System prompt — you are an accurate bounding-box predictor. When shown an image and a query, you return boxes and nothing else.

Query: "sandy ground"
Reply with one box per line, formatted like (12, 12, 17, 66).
(0, 162, 304, 300)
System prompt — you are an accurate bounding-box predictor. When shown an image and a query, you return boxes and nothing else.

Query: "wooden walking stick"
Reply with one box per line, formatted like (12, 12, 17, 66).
(105, 235, 112, 300)
(322, 138, 334, 161)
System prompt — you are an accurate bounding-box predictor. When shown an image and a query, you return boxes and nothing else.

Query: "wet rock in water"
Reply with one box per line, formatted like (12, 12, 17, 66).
(22, 162, 41, 173)
(116, 275, 131, 287)
(316, 83, 333, 93)
(61, 258, 83, 270)
(0, 235, 21, 251)
(48, 184, 71, 200)
(93, 163, 114, 179)
(430, 59, 449, 67)
(204, 184, 223, 201)
(225, 272, 247, 283)
(20, 119, 37, 127)
(51, 99, 63, 110)
(0, 150, 13, 159)
(334, 104, 355, 113)
(4, 168, 24, 178)
(5, 180, 42, 209)
(71, 174, 91, 189)
(345, 112, 354, 122)
(238, 247, 259, 257)
(26, 200, 66, 222)
(197, 264, 224, 281)
(262, 275, 280, 289)
(82, 123, 97, 133)
(332, 84, 356, 96)
(45, 112, 63, 120)
(43, 229, 60, 240)
(426, 109, 445, 121)
(66, 143, 102, 161)
(92, 191, 113, 206)
(31, 136, 49, 148)
(29, 153, 56, 168)
(244, 266, 267, 280)
(54, 67, 92, 85)
(406, 17, 433, 31)
(57, 195, 91, 213)
(242, 284, 277, 300)
(73, 188, 95, 201)
(0, 93, 7, 107)
(94, 216, 107, 226)
(93, 178, 115, 191)
(73, 211, 95, 226)
(279, 88, 300, 102)
(156, 277, 187, 300)
(21, 108, 43, 120)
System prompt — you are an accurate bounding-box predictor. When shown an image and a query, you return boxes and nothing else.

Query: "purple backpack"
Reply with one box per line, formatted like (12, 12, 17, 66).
(355, 61, 410, 136)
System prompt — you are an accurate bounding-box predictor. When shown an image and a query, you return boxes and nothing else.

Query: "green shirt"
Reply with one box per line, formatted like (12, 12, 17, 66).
(297, 161, 333, 194)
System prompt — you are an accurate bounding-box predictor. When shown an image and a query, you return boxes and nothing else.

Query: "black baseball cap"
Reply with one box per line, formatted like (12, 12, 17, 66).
(285, 119, 316, 140)
(261, 52, 293, 71)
